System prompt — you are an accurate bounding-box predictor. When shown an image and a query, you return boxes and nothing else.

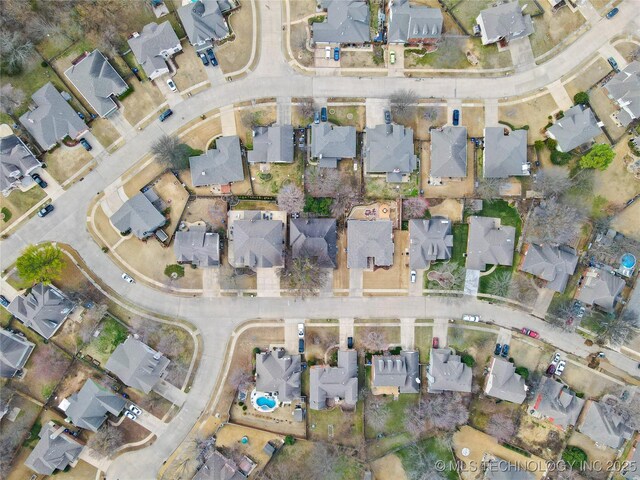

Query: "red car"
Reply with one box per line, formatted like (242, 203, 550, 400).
(432, 337, 439, 349)
(546, 364, 556, 375)
(521, 328, 540, 339)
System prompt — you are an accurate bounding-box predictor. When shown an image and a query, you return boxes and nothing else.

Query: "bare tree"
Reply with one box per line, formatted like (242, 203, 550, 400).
(0, 84, 25, 121)
(486, 271, 512, 297)
(429, 262, 466, 291)
(0, 31, 34, 75)
(151, 135, 190, 170)
(546, 299, 576, 332)
(422, 107, 438, 123)
(405, 392, 469, 436)
(535, 168, 573, 197)
(507, 274, 538, 305)
(241, 110, 262, 129)
(277, 183, 305, 213)
(280, 256, 329, 298)
(361, 329, 389, 351)
(476, 178, 503, 200)
(298, 98, 315, 120)
(307, 443, 343, 480)
(365, 393, 390, 431)
(87, 424, 124, 456)
(305, 167, 341, 197)
(597, 309, 639, 346)
(486, 413, 517, 442)
(331, 175, 362, 218)
(526, 196, 584, 246)
(403, 197, 429, 219)
(75, 304, 108, 353)
(390, 89, 418, 121)
(404, 443, 448, 480)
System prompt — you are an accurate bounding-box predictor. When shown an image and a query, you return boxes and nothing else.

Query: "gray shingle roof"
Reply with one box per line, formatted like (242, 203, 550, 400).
(247, 125, 294, 164)
(311, 123, 356, 167)
(19, 83, 88, 151)
(520, 244, 578, 293)
(290, 218, 338, 268)
(531, 377, 584, 429)
(192, 450, 245, 480)
(312, 0, 371, 44)
(347, 220, 394, 269)
(427, 347, 472, 393)
(483, 127, 529, 178)
(0, 133, 41, 196)
(371, 350, 420, 394)
(255, 349, 302, 403)
(127, 22, 181, 79)
(174, 225, 220, 267)
(578, 400, 634, 449)
(231, 213, 284, 269)
(430, 126, 467, 178)
(105, 337, 170, 394)
(110, 192, 166, 239)
(64, 379, 126, 432)
(189, 136, 244, 186)
(64, 50, 128, 118)
(178, 0, 230, 47)
(364, 124, 417, 182)
(388, 0, 443, 43)
(476, 1, 533, 44)
(409, 217, 453, 269)
(309, 349, 358, 410)
(484, 357, 527, 404)
(576, 267, 625, 312)
(7, 284, 75, 339)
(604, 60, 640, 127)
(547, 105, 602, 152)
(24, 422, 83, 475)
(483, 458, 535, 480)
(466, 216, 515, 271)
(0, 329, 35, 378)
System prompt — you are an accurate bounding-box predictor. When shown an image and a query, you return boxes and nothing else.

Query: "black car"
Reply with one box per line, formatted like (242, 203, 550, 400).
(199, 52, 209, 66)
(79, 138, 92, 151)
(347, 336, 353, 349)
(384, 110, 391, 124)
(298, 338, 305, 353)
(206, 48, 218, 66)
(159, 109, 173, 122)
(0, 295, 9, 308)
(494, 343, 502, 356)
(31, 173, 47, 189)
(37, 204, 54, 218)
(501, 344, 510, 358)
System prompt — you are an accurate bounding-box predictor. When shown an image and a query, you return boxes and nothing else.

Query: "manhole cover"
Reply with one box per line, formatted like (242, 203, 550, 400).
(346, 113, 353, 119)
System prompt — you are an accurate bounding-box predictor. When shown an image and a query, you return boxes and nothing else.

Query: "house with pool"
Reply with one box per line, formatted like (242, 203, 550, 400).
(253, 349, 302, 412)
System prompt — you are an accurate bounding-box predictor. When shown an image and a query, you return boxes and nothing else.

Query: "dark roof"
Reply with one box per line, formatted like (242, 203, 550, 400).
(255, 349, 302, 403)
(484, 357, 526, 404)
(0, 133, 41, 195)
(483, 458, 535, 480)
(174, 225, 220, 267)
(466, 216, 515, 271)
(347, 220, 394, 269)
(309, 350, 358, 410)
(0, 329, 35, 378)
(24, 422, 83, 475)
(8, 283, 75, 339)
(231, 212, 284, 269)
(371, 350, 420, 393)
(388, 0, 443, 43)
(64, 380, 125, 432)
(110, 192, 166, 239)
(364, 124, 417, 182)
(192, 450, 245, 480)
(430, 126, 467, 178)
(520, 244, 578, 293)
(105, 337, 170, 394)
(547, 105, 602, 152)
(247, 125, 294, 164)
(531, 377, 584, 429)
(483, 128, 529, 178)
(178, 0, 230, 47)
(290, 218, 338, 268)
(576, 267, 625, 312)
(409, 217, 453, 269)
(427, 347, 472, 393)
(189, 136, 244, 186)
(312, 0, 371, 44)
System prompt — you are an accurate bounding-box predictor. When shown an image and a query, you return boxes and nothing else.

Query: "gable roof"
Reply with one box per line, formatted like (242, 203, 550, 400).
(409, 217, 453, 268)
(547, 105, 602, 152)
(0, 133, 41, 195)
(484, 357, 527, 404)
(430, 126, 467, 178)
(313, 0, 371, 44)
(64, 379, 125, 432)
(127, 22, 180, 78)
(178, 0, 230, 47)
(466, 216, 515, 271)
(290, 218, 338, 268)
(604, 60, 640, 127)
(105, 337, 170, 394)
(174, 225, 220, 267)
(247, 125, 294, 164)
(520, 244, 578, 293)
(192, 450, 245, 480)
(531, 377, 584, 429)
(427, 347, 473, 393)
(576, 267, 625, 312)
(231, 213, 284, 269)
(0, 329, 35, 378)
(364, 124, 417, 182)
(371, 351, 420, 394)
(578, 400, 634, 449)
(189, 136, 244, 186)
(476, 1, 533, 44)
(483, 127, 529, 178)
(24, 422, 83, 475)
(19, 83, 88, 150)
(309, 349, 358, 410)
(347, 220, 394, 269)
(311, 123, 356, 167)
(64, 50, 128, 117)
(388, 0, 443, 43)
(8, 284, 75, 339)
(110, 192, 166, 239)
(255, 349, 302, 402)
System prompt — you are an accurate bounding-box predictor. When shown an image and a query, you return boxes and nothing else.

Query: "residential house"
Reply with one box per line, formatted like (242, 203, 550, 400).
(387, 0, 443, 44)
(578, 400, 635, 449)
(309, 349, 358, 410)
(64, 50, 128, 118)
(177, 0, 230, 52)
(255, 348, 302, 403)
(409, 217, 453, 269)
(110, 191, 166, 239)
(547, 105, 603, 152)
(475, 1, 534, 46)
(228, 211, 285, 269)
(189, 136, 244, 187)
(364, 124, 417, 182)
(192, 449, 246, 480)
(530, 377, 584, 429)
(247, 125, 294, 164)
(484, 357, 527, 404)
(312, 0, 371, 45)
(310, 123, 356, 168)
(483, 127, 530, 178)
(0, 328, 35, 378)
(429, 126, 467, 179)
(61, 379, 126, 432)
(24, 422, 83, 475)
(347, 220, 394, 269)
(0, 131, 41, 197)
(483, 457, 535, 480)
(604, 60, 640, 127)
(174, 225, 220, 267)
(466, 216, 516, 271)
(371, 350, 420, 395)
(520, 244, 578, 293)
(290, 218, 338, 268)
(576, 267, 625, 312)
(427, 347, 473, 393)
(19, 83, 89, 151)
(105, 337, 170, 394)
(8, 283, 75, 339)
(127, 22, 182, 80)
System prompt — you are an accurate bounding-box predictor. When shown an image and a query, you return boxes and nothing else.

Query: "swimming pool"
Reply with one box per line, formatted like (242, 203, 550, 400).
(256, 396, 276, 409)
(250, 389, 278, 412)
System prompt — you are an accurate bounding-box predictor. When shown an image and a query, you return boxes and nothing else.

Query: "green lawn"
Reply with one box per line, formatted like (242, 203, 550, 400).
(397, 437, 458, 480)
(452, 223, 469, 264)
(478, 265, 513, 295)
(475, 199, 521, 237)
(83, 316, 129, 364)
(414, 326, 433, 363)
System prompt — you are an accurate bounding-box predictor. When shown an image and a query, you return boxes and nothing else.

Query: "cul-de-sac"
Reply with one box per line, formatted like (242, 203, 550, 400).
(1, 0, 640, 479)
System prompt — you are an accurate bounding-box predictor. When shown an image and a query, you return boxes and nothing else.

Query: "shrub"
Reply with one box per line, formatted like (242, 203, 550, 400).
(1, 207, 12, 222)
(101, 246, 109, 253)
(284, 435, 296, 445)
(579, 143, 615, 171)
(551, 150, 572, 165)
(242, 405, 247, 411)
(117, 86, 134, 100)
(164, 264, 185, 278)
(515, 366, 529, 379)
(41, 60, 48, 68)
(252, 347, 261, 355)
(534, 140, 545, 152)
(238, 401, 244, 407)
(304, 196, 332, 216)
(562, 446, 587, 469)
(461, 353, 475, 367)
(545, 138, 558, 151)
(573, 92, 589, 105)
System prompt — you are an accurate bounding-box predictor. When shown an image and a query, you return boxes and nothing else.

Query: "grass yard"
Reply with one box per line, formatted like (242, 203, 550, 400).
(397, 437, 458, 480)
(307, 402, 364, 447)
(91, 118, 121, 148)
(499, 94, 559, 139)
(328, 105, 366, 130)
(120, 77, 166, 126)
(0, 186, 47, 231)
(216, 3, 255, 74)
(172, 42, 208, 91)
(475, 199, 522, 237)
(447, 327, 497, 366)
(37, 33, 76, 60)
(529, 8, 586, 59)
(479, 265, 514, 294)
(365, 173, 419, 199)
(450, 0, 494, 33)
(354, 325, 401, 348)
(364, 392, 419, 438)
(291, 24, 313, 67)
(82, 316, 129, 366)
(44, 144, 93, 184)
(339, 50, 383, 69)
(563, 57, 612, 99)
(290, 0, 318, 21)
(249, 158, 304, 196)
(452, 223, 469, 264)
(615, 41, 640, 63)
(414, 326, 433, 363)
(235, 106, 277, 149)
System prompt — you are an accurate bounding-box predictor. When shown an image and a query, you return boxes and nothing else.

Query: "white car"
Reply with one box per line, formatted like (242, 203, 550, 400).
(297, 323, 304, 338)
(410, 270, 417, 283)
(129, 405, 142, 416)
(555, 360, 566, 376)
(124, 410, 137, 420)
(166, 78, 177, 92)
(551, 353, 561, 366)
(462, 314, 480, 322)
(122, 273, 135, 283)
(325, 46, 331, 59)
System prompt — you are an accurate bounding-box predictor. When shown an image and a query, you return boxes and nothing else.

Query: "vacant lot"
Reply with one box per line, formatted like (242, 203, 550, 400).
(0, 186, 46, 231)
(216, 3, 255, 74)
(530, 8, 586, 59)
(45, 144, 93, 184)
(499, 94, 559, 139)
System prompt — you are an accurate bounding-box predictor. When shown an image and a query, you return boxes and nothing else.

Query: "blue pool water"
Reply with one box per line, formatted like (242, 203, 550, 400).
(621, 254, 636, 269)
(256, 396, 276, 409)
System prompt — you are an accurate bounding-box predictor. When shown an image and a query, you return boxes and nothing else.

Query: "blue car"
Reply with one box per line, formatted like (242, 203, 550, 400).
(206, 48, 218, 66)
(159, 109, 173, 122)
(321, 107, 328, 122)
(333, 47, 340, 61)
(501, 344, 510, 358)
(452, 109, 460, 126)
(606, 7, 619, 18)
(494, 344, 502, 356)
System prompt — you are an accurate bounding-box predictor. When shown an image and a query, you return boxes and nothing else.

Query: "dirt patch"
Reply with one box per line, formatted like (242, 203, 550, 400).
(515, 414, 567, 461)
(183, 197, 228, 231)
(372, 453, 408, 480)
(564, 58, 611, 99)
(172, 42, 209, 91)
(120, 77, 166, 126)
(421, 141, 476, 198)
(216, 3, 255, 74)
(45, 144, 93, 184)
(428, 198, 464, 221)
(290, 0, 318, 21)
(614, 42, 640, 63)
(363, 230, 410, 291)
(55, 360, 111, 401)
(499, 94, 559, 140)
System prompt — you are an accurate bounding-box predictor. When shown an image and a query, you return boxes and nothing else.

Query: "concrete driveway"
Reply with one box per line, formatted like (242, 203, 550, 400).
(202, 268, 220, 297)
(257, 268, 281, 297)
(153, 379, 187, 407)
(365, 98, 390, 127)
(349, 269, 363, 297)
(387, 44, 404, 77)
(408, 269, 424, 296)
(339, 317, 354, 348)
